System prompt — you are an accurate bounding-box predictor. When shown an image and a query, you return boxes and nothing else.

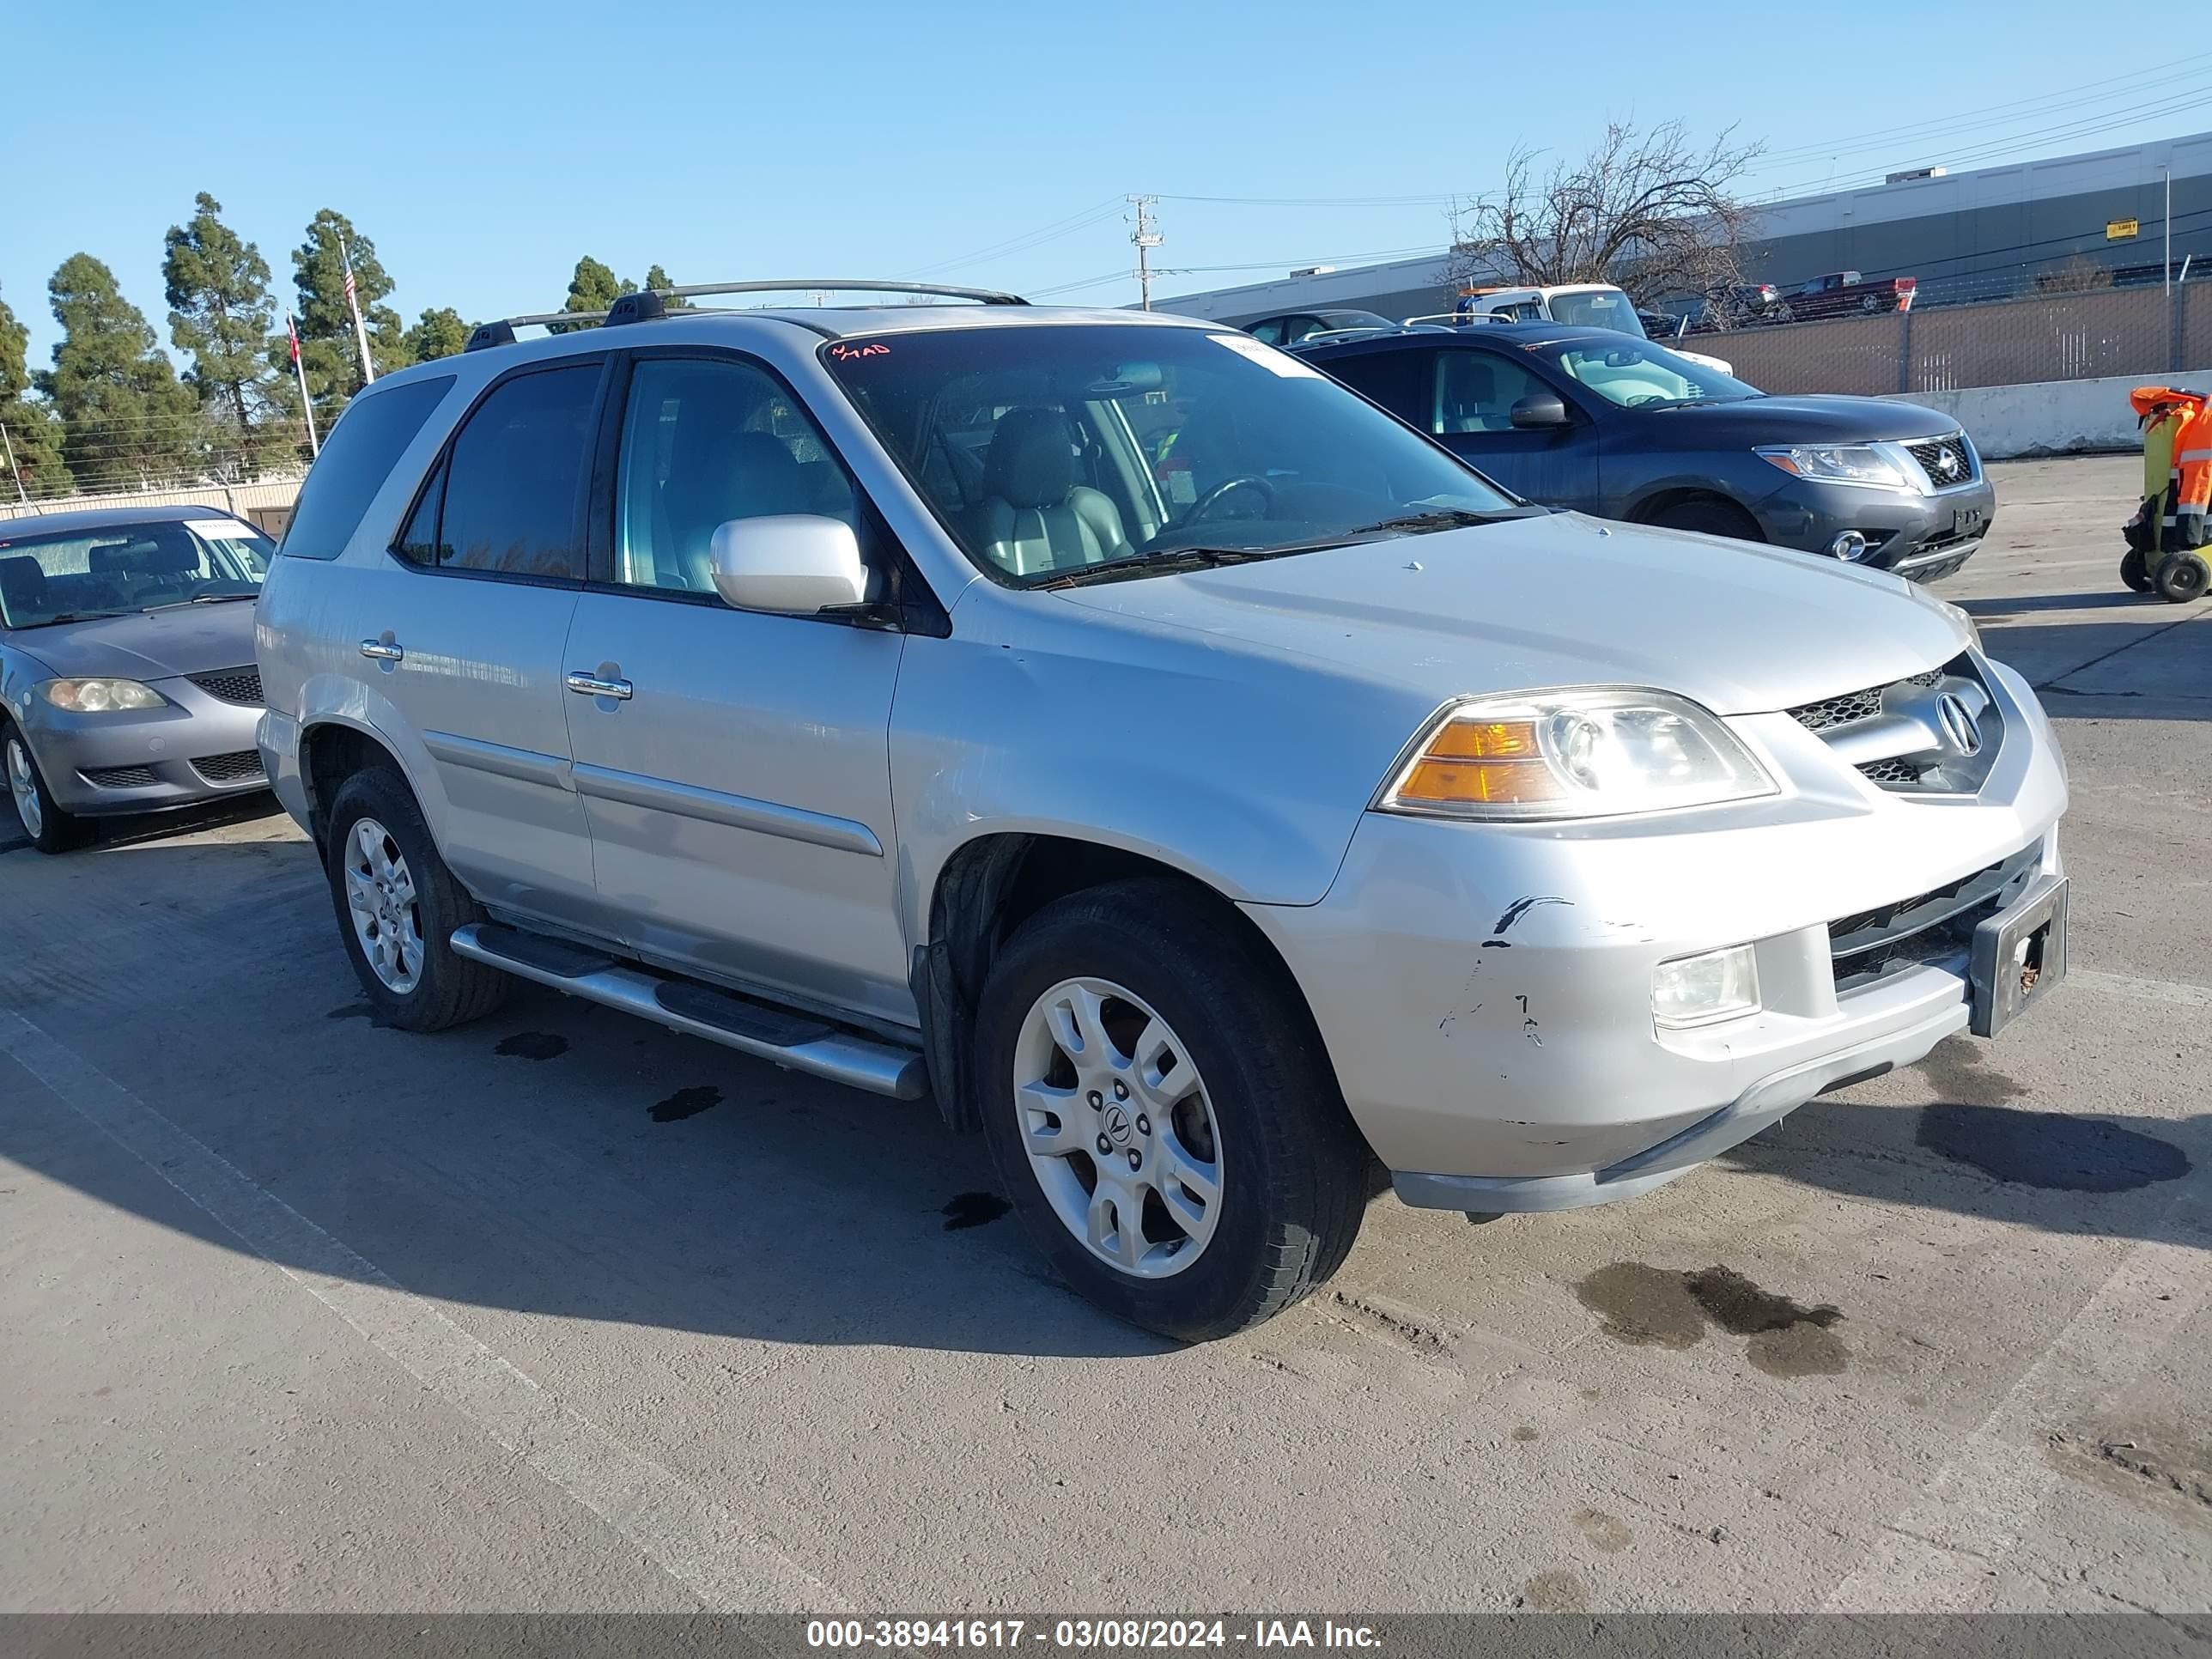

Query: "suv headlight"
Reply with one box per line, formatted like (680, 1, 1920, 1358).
(36, 678, 166, 713)
(1756, 442, 1915, 491)
(1377, 689, 1778, 821)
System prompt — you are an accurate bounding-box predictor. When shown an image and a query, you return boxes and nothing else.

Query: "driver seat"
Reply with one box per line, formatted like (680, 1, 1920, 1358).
(970, 408, 1128, 577)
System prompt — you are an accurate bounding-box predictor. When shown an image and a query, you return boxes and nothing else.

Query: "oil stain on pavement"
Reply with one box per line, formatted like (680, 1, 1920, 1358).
(649, 1085, 723, 1123)
(495, 1032, 568, 1060)
(1576, 1261, 1847, 1376)
(941, 1192, 1012, 1231)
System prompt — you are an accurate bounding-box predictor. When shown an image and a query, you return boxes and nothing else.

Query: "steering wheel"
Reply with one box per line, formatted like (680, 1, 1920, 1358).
(1180, 474, 1275, 525)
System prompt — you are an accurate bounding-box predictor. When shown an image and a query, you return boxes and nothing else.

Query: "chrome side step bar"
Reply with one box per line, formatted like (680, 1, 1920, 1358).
(449, 923, 929, 1101)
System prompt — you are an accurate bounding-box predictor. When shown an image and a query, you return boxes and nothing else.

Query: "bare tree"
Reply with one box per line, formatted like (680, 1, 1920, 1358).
(1448, 122, 1765, 306)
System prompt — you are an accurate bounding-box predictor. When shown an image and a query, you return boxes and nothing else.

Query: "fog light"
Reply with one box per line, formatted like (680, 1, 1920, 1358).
(1828, 531, 1870, 562)
(1652, 944, 1761, 1028)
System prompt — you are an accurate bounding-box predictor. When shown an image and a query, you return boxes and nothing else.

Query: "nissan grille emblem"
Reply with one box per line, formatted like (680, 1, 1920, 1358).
(1936, 692, 1983, 757)
(1933, 448, 1960, 479)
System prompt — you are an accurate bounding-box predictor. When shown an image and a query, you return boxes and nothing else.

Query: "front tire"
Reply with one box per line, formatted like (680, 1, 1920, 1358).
(4, 726, 90, 854)
(323, 766, 508, 1032)
(973, 878, 1369, 1341)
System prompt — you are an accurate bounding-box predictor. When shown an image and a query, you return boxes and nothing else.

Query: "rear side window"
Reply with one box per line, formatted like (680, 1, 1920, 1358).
(401, 363, 599, 580)
(279, 376, 454, 560)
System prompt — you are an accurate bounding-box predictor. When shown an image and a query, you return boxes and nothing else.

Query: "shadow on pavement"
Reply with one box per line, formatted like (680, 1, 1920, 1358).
(3, 830, 2203, 1370)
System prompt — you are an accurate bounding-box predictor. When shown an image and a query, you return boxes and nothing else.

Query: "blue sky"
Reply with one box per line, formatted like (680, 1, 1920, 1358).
(3, 0, 2198, 367)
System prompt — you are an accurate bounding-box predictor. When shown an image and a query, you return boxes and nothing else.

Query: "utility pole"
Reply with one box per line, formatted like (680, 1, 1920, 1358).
(1128, 195, 1161, 311)
(2163, 164, 2173, 294)
(1, 424, 25, 505)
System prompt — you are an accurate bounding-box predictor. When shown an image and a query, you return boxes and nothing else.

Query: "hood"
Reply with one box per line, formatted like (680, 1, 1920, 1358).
(1054, 512, 1968, 715)
(6, 600, 260, 682)
(1662, 394, 1960, 443)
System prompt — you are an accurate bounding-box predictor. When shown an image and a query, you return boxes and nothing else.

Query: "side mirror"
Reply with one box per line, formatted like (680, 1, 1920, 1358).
(708, 514, 868, 615)
(1508, 392, 1570, 429)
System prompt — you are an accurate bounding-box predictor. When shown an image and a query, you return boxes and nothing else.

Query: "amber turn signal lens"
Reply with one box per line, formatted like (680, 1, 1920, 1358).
(1424, 719, 1540, 760)
(1397, 757, 1564, 805)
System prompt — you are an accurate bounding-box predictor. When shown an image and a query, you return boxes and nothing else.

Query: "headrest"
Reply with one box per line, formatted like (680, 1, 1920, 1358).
(984, 407, 1077, 511)
(0, 555, 48, 602)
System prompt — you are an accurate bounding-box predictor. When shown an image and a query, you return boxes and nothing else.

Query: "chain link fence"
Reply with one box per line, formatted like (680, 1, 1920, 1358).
(0, 476, 303, 537)
(1697, 279, 2212, 397)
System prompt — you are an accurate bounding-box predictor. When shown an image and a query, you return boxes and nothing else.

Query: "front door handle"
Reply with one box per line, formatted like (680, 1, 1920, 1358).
(565, 671, 633, 701)
(360, 639, 404, 662)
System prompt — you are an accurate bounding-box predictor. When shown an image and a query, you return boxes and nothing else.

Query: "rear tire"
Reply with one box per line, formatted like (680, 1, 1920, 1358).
(1645, 496, 1765, 544)
(973, 878, 1369, 1342)
(323, 765, 509, 1032)
(2155, 551, 2209, 604)
(4, 726, 91, 854)
(2120, 549, 2153, 592)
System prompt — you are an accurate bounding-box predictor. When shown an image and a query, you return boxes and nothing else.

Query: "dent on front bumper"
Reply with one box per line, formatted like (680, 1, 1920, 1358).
(25, 676, 267, 817)
(1240, 657, 2067, 1212)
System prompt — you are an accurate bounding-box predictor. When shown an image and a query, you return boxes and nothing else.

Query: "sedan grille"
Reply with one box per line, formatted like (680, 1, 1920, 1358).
(1905, 434, 1975, 489)
(187, 667, 263, 706)
(81, 763, 161, 789)
(190, 750, 265, 786)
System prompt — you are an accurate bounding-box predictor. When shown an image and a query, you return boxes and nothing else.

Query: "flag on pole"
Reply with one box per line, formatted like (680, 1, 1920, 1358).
(289, 311, 321, 458)
(340, 237, 376, 386)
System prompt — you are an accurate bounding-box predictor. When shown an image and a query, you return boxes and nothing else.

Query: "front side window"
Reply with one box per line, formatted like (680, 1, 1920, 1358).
(399, 362, 600, 579)
(823, 324, 1516, 586)
(1553, 340, 1761, 409)
(0, 517, 274, 628)
(1433, 351, 1556, 434)
(611, 357, 862, 593)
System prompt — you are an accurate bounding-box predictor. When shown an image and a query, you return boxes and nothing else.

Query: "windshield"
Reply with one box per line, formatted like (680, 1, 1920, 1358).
(1553, 339, 1763, 409)
(822, 324, 1516, 586)
(1545, 288, 1648, 337)
(0, 517, 273, 629)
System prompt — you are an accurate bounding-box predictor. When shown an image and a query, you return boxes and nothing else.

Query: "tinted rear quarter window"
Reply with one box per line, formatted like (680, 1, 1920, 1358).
(279, 376, 455, 560)
(414, 362, 600, 580)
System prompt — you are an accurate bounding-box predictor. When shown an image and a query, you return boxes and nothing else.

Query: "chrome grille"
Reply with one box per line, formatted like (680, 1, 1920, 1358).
(1905, 434, 1975, 489)
(82, 763, 160, 788)
(187, 667, 263, 705)
(1789, 669, 1942, 734)
(190, 750, 265, 785)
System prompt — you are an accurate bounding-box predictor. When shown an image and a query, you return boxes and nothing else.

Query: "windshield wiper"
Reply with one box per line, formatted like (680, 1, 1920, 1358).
(1340, 507, 1521, 537)
(14, 610, 131, 628)
(1034, 545, 1283, 589)
(139, 592, 260, 612)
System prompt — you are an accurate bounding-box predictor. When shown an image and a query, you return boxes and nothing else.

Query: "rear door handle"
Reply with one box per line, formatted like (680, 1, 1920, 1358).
(565, 671, 633, 701)
(360, 639, 404, 662)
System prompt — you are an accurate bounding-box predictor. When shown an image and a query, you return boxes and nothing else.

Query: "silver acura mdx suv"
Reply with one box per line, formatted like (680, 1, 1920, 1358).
(256, 281, 2069, 1340)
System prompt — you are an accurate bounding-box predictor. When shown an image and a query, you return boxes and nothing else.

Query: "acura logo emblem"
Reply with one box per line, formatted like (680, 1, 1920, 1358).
(1936, 692, 1983, 756)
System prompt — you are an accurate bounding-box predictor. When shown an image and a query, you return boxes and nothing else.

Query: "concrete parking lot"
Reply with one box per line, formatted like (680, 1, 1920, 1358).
(2, 453, 2207, 1615)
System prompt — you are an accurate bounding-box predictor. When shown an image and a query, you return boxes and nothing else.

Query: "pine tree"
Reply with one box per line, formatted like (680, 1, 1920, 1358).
(555, 256, 635, 331)
(0, 282, 74, 501)
(403, 307, 471, 363)
(40, 254, 203, 493)
(288, 210, 406, 421)
(162, 191, 285, 477)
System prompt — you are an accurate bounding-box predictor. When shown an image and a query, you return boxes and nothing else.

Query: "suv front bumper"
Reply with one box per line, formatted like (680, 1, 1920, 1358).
(1239, 660, 2068, 1212)
(1751, 474, 1995, 583)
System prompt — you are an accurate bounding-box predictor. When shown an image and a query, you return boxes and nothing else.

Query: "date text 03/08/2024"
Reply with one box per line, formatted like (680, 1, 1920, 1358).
(804, 1620, 1382, 1649)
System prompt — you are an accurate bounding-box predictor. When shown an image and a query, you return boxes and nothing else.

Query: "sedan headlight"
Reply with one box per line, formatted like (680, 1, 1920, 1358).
(1378, 689, 1778, 821)
(1756, 442, 1915, 491)
(36, 678, 166, 713)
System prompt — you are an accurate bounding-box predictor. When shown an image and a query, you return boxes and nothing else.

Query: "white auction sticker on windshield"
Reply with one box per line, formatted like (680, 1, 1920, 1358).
(1209, 333, 1323, 377)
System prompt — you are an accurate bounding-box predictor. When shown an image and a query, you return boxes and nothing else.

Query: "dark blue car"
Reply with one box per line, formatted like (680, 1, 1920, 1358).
(1295, 322, 1993, 581)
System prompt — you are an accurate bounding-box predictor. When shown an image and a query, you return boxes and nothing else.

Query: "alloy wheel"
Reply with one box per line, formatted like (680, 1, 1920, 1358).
(1011, 976, 1224, 1279)
(342, 817, 423, 994)
(6, 737, 42, 840)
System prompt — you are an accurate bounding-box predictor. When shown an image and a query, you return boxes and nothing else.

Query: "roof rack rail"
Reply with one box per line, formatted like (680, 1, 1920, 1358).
(463, 279, 1026, 353)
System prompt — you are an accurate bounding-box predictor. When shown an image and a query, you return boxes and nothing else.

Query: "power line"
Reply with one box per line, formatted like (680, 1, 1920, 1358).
(911, 196, 1127, 276)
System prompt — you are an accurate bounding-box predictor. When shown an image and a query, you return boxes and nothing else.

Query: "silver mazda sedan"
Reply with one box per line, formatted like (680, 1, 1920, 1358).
(1, 502, 272, 852)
